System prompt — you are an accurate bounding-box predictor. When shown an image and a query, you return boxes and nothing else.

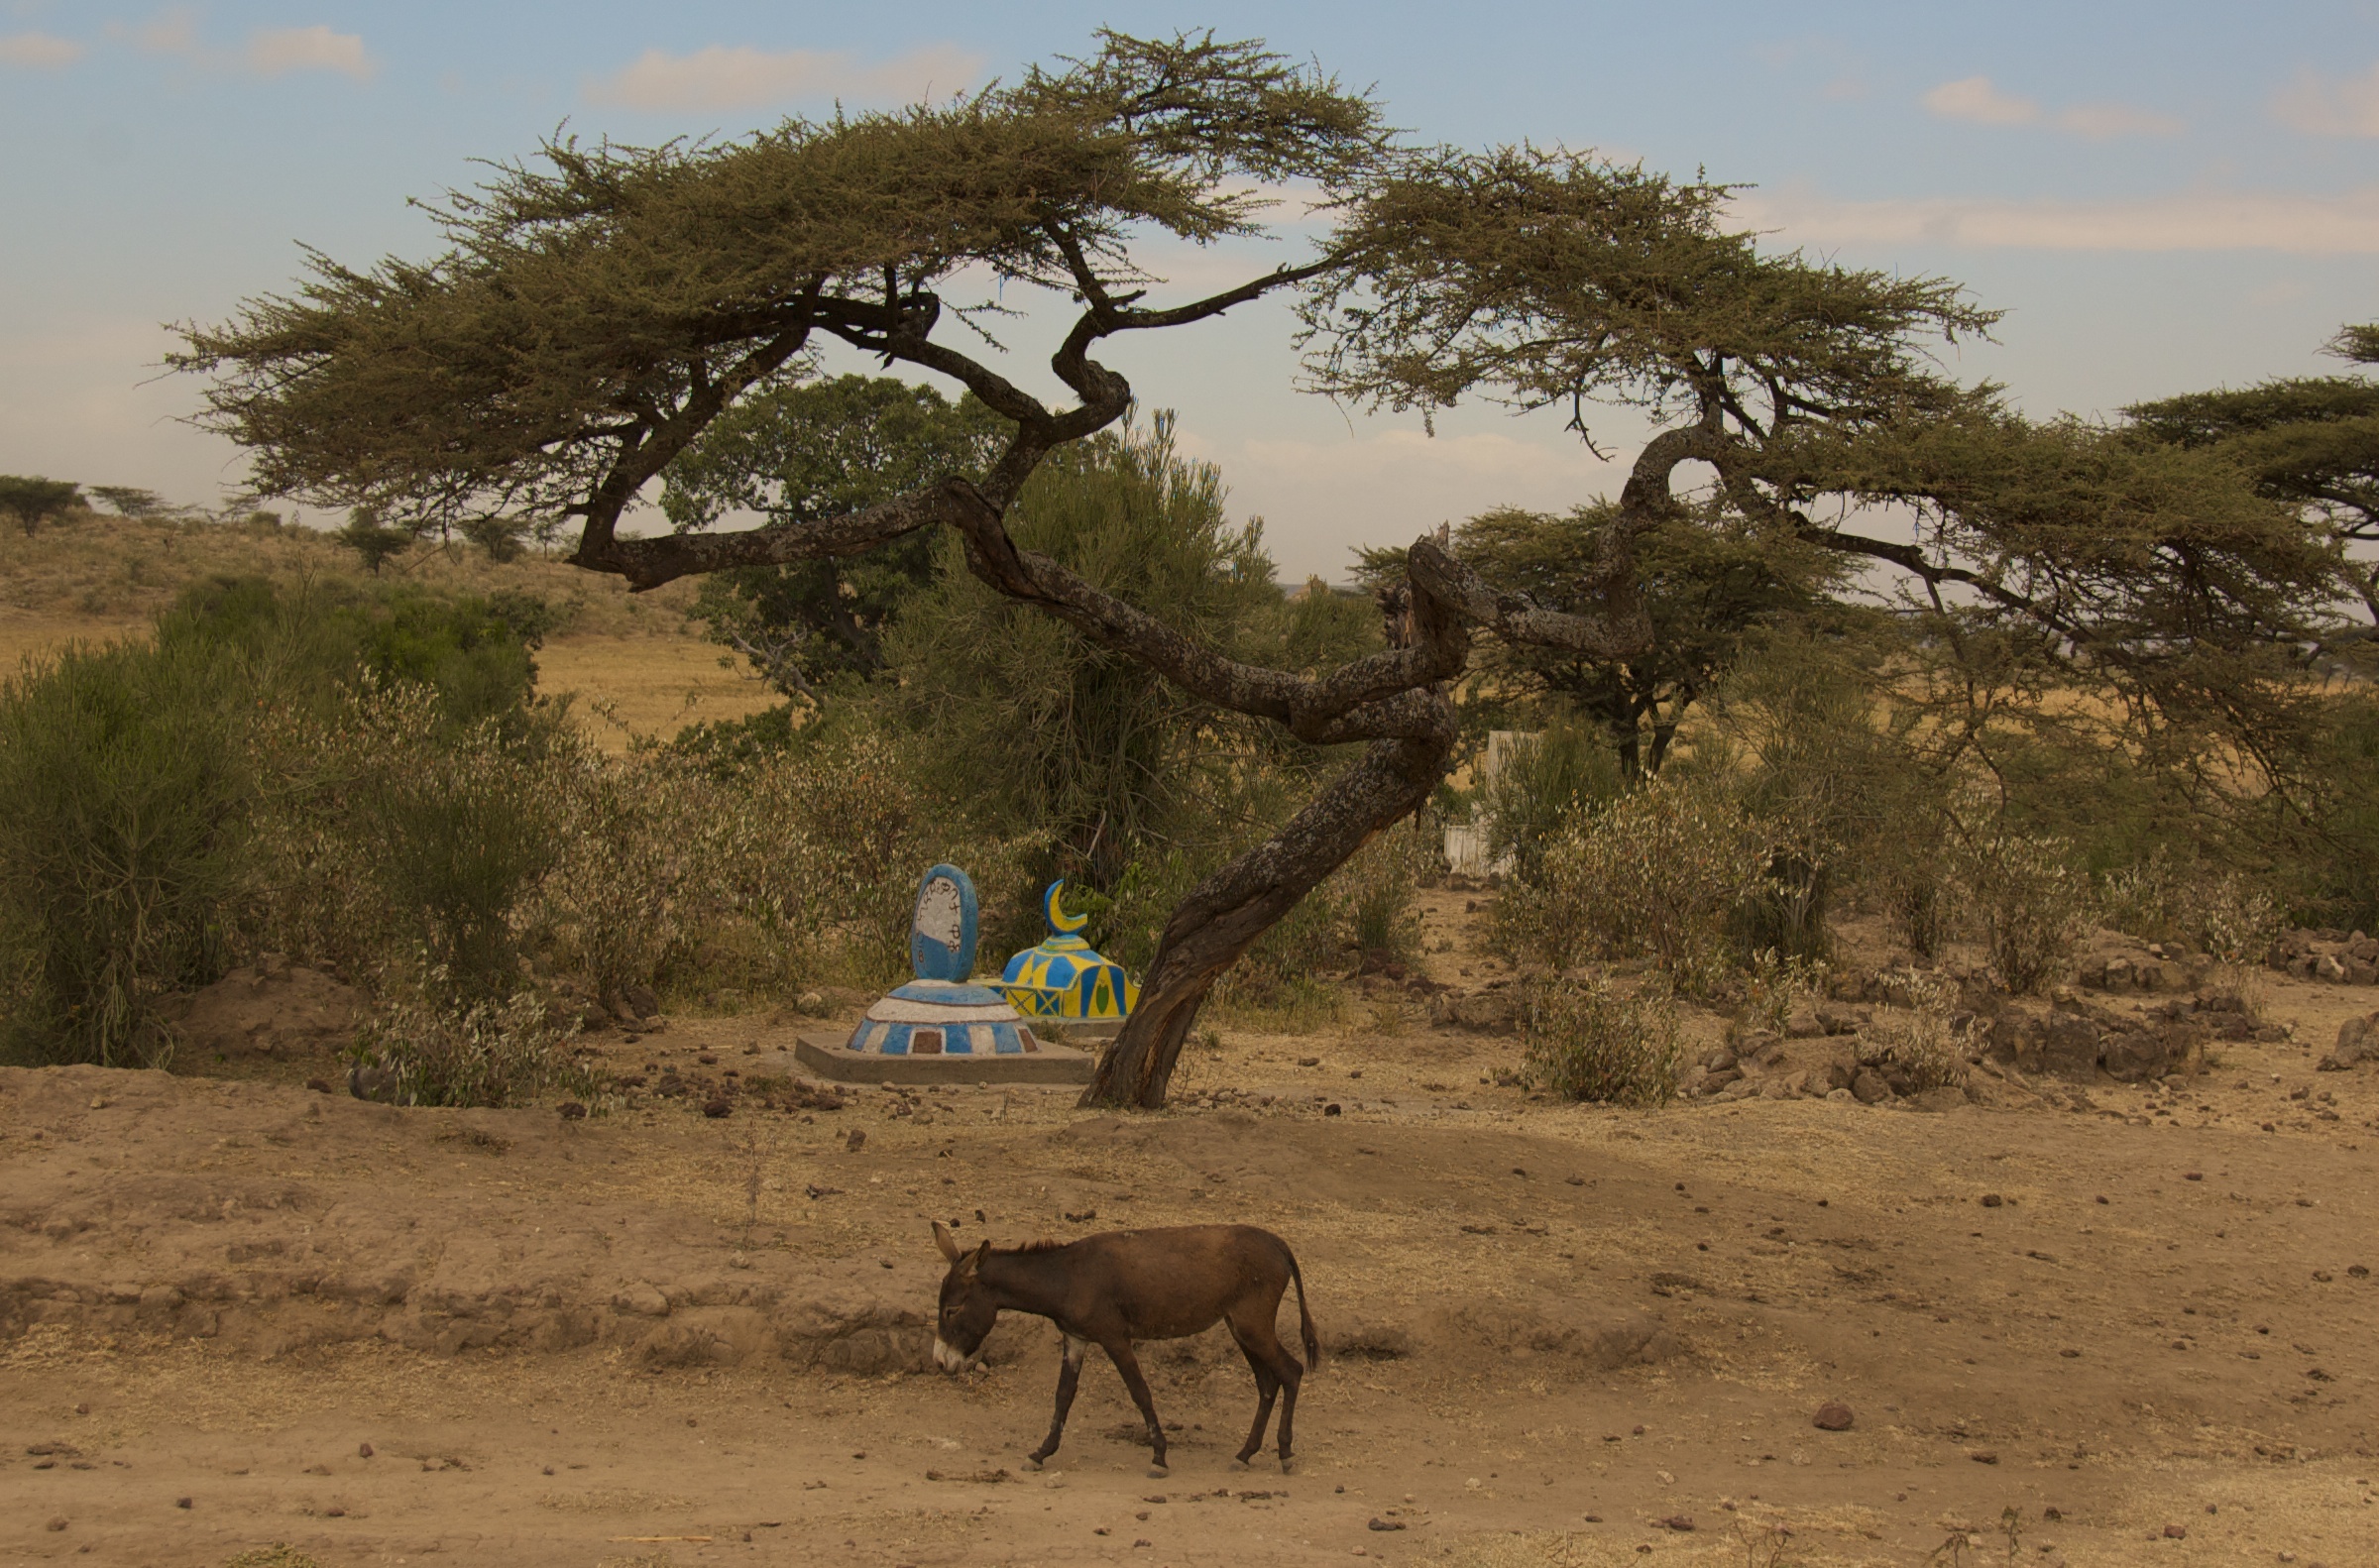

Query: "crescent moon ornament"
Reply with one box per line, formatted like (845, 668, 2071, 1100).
(1044, 879, 1090, 936)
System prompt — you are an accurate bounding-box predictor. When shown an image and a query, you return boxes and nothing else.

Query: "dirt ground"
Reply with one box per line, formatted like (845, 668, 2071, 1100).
(8, 903, 2379, 1568)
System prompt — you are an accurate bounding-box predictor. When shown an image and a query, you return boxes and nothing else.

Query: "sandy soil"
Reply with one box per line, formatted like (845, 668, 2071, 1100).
(8, 939, 2379, 1568)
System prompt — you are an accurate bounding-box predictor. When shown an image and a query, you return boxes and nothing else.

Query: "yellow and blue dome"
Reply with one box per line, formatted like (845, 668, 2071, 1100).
(996, 880, 1138, 1022)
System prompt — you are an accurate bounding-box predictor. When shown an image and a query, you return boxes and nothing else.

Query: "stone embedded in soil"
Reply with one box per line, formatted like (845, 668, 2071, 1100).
(1812, 1401, 1855, 1431)
(846, 1129, 866, 1152)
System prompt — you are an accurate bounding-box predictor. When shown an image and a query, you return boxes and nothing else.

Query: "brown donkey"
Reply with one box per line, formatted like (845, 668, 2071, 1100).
(930, 1221, 1319, 1475)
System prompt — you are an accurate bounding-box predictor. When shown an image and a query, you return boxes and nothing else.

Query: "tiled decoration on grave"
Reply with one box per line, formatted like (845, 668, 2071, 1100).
(995, 879, 1139, 1023)
(844, 864, 1043, 1057)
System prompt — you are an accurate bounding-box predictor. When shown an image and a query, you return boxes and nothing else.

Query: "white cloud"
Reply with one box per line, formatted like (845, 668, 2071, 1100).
(1924, 75, 2038, 126)
(0, 31, 79, 66)
(2274, 62, 2379, 137)
(114, 7, 196, 56)
(1736, 185, 2379, 255)
(1924, 74, 2183, 138)
(586, 42, 979, 111)
(2055, 102, 2185, 139)
(106, 10, 374, 79)
(246, 25, 374, 80)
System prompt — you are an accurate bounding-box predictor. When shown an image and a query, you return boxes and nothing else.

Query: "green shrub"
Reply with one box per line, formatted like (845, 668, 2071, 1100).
(1495, 775, 1777, 993)
(1519, 970, 1682, 1106)
(0, 639, 247, 1065)
(1481, 721, 1624, 882)
(348, 966, 589, 1108)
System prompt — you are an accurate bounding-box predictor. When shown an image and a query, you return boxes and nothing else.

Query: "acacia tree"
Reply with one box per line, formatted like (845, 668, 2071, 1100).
(1305, 148, 2346, 792)
(174, 34, 1635, 1108)
(173, 38, 2338, 1108)
(2125, 321, 2379, 625)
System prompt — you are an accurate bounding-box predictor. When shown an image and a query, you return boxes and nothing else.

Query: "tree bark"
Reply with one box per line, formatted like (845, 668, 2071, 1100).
(1080, 723, 1457, 1109)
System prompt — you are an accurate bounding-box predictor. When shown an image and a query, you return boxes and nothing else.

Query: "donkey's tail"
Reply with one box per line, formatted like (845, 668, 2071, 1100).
(1288, 1247, 1321, 1375)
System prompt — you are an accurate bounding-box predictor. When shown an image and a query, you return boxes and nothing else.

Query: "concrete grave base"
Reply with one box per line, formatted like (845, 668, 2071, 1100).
(794, 1033, 1098, 1086)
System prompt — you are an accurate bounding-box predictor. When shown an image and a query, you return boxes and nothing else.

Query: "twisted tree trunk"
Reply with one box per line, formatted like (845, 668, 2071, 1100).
(1082, 726, 1456, 1108)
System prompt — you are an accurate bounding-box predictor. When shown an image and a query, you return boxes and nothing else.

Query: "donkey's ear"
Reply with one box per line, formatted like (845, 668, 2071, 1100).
(964, 1240, 991, 1274)
(932, 1220, 963, 1264)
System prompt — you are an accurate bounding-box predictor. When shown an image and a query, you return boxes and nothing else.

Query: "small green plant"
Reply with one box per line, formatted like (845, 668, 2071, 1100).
(1739, 948, 1829, 1041)
(348, 962, 591, 1108)
(1855, 971, 1971, 1092)
(1518, 970, 1682, 1106)
(1955, 824, 2093, 994)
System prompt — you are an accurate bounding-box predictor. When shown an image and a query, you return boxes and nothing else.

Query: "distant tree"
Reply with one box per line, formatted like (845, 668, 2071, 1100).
(87, 486, 170, 519)
(662, 374, 1011, 703)
(2125, 321, 2379, 625)
(452, 513, 527, 563)
(0, 476, 82, 535)
(1366, 503, 1846, 778)
(336, 509, 418, 575)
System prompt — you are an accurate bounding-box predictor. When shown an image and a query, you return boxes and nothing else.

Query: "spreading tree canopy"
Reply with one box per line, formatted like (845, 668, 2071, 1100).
(175, 34, 2346, 1107)
(2126, 321, 2379, 626)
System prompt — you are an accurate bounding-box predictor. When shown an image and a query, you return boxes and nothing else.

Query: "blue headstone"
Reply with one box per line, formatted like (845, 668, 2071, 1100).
(908, 863, 979, 982)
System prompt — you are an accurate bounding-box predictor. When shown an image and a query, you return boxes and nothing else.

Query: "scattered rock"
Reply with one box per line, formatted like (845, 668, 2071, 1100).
(359, 1442, 374, 1458)
(1659, 1514, 1696, 1531)
(1980, 1193, 2004, 1208)
(1851, 1068, 1892, 1105)
(846, 1129, 867, 1153)
(1969, 1450, 1999, 1465)
(2162, 1523, 2187, 1539)
(794, 990, 831, 1018)
(703, 1097, 733, 1119)
(557, 1102, 587, 1121)
(2319, 1011, 2379, 1071)
(1812, 1401, 1855, 1431)
(622, 983, 662, 1020)
(1368, 1517, 1406, 1531)
(44, 1517, 65, 1532)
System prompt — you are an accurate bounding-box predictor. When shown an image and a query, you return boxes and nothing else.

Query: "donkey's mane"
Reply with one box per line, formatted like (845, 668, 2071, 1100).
(1005, 1237, 1069, 1253)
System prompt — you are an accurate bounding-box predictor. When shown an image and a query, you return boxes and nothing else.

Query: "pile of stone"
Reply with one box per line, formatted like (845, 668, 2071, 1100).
(2269, 929, 2379, 985)
(1981, 991, 2273, 1082)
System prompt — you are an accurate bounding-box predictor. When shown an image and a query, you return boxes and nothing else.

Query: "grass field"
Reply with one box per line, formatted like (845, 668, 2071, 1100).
(0, 515, 782, 747)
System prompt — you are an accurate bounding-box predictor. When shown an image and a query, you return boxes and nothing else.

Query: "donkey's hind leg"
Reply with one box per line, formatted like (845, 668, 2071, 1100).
(1027, 1334, 1089, 1468)
(1227, 1298, 1306, 1471)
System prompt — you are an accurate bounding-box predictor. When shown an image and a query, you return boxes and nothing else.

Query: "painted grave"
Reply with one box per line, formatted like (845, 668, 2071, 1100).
(995, 879, 1138, 1037)
(794, 864, 1096, 1084)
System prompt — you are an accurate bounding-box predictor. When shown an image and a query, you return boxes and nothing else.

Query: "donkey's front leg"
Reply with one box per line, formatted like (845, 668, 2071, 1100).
(1103, 1339, 1170, 1477)
(1027, 1334, 1089, 1468)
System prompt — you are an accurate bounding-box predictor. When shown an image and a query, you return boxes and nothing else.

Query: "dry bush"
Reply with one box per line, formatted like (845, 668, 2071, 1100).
(1518, 970, 1682, 1106)
(1855, 971, 1972, 1091)
(1494, 775, 1777, 994)
(2098, 847, 2281, 964)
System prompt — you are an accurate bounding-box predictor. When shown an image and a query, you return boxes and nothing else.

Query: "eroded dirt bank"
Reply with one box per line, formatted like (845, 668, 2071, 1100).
(6, 988, 2379, 1567)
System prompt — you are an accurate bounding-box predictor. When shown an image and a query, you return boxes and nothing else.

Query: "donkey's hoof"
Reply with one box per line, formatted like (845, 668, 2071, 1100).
(1229, 1456, 1253, 1471)
(1023, 1456, 1046, 1472)
(1147, 1464, 1170, 1480)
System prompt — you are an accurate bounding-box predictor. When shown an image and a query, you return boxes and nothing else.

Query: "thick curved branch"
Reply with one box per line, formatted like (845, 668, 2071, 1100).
(946, 485, 1471, 739)
(1405, 537, 1651, 658)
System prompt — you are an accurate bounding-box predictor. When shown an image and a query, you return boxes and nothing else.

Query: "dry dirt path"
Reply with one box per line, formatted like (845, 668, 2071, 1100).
(7, 988, 2379, 1567)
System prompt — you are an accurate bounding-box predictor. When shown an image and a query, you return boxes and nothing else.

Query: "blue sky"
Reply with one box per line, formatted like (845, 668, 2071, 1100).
(4, 1, 2375, 578)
